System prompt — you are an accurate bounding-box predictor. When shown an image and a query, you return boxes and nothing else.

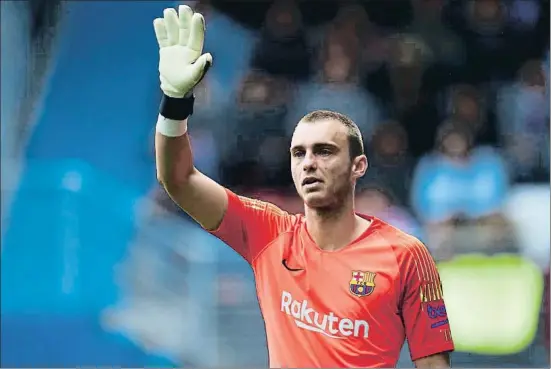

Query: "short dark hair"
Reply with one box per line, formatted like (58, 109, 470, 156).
(300, 110, 364, 159)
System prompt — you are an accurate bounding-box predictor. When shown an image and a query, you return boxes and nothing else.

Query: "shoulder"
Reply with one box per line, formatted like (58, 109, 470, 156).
(375, 219, 428, 263)
(227, 189, 302, 231)
(236, 193, 286, 215)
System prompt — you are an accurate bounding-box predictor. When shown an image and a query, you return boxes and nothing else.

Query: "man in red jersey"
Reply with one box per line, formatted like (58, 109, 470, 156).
(153, 5, 454, 368)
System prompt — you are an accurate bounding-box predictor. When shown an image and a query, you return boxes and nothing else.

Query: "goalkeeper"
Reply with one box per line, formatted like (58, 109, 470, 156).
(154, 5, 453, 368)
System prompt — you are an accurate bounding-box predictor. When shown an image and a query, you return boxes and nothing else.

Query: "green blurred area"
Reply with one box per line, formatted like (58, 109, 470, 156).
(439, 254, 544, 355)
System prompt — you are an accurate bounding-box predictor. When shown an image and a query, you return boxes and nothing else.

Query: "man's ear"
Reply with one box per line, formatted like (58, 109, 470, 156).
(351, 155, 368, 180)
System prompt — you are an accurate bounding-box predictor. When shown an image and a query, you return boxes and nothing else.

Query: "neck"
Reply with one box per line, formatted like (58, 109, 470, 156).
(304, 194, 369, 251)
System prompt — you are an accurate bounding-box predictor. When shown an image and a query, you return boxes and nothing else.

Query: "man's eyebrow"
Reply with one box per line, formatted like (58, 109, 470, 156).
(314, 142, 339, 149)
(290, 142, 339, 151)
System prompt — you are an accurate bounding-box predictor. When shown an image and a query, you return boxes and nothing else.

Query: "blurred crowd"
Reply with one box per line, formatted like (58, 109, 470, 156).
(151, 0, 549, 263)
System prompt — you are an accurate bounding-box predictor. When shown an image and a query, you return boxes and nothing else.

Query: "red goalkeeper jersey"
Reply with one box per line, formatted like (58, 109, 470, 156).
(209, 189, 454, 368)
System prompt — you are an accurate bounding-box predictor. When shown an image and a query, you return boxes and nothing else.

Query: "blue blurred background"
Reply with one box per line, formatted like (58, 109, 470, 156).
(1, 0, 549, 367)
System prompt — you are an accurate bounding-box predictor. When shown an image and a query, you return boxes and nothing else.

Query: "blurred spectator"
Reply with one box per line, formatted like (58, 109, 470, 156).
(408, 0, 465, 66)
(445, 84, 497, 145)
(251, 0, 311, 80)
(403, 0, 468, 123)
(448, 85, 483, 129)
(357, 7, 391, 75)
(412, 120, 508, 222)
(222, 70, 293, 188)
(387, 33, 433, 113)
(453, 0, 536, 82)
(497, 59, 550, 182)
(411, 120, 513, 259)
(465, 0, 507, 44)
(356, 186, 424, 241)
(365, 31, 443, 157)
(362, 121, 413, 206)
(286, 24, 383, 141)
(309, 3, 372, 69)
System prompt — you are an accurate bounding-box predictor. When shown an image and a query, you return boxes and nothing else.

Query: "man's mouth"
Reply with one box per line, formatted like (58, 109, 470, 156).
(302, 177, 322, 186)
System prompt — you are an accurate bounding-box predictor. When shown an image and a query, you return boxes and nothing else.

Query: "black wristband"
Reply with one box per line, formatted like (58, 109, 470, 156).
(159, 92, 195, 120)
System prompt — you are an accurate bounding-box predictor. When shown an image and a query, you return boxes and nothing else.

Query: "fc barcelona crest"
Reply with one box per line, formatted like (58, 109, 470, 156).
(349, 271, 376, 297)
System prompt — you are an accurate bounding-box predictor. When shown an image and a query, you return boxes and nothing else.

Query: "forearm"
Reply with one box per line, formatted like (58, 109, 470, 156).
(155, 125, 195, 187)
(154, 117, 228, 230)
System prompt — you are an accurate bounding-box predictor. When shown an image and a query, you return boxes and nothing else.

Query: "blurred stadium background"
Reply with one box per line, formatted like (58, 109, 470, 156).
(1, 0, 549, 367)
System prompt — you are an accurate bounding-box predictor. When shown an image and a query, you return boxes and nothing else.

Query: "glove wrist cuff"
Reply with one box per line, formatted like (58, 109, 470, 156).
(159, 92, 195, 120)
(156, 115, 188, 137)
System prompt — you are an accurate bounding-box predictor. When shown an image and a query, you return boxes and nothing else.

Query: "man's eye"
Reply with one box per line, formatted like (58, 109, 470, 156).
(319, 149, 332, 156)
(293, 151, 305, 157)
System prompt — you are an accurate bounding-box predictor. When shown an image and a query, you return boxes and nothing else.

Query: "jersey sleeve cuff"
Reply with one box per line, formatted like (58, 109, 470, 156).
(206, 188, 238, 235)
(410, 342, 455, 362)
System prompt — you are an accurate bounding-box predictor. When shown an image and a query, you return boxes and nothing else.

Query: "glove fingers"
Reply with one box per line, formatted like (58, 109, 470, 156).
(163, 8, 179, 46)
(187, 13, 205, 52)
(178, 5, 193, 46)
(153, 18, 170, 48)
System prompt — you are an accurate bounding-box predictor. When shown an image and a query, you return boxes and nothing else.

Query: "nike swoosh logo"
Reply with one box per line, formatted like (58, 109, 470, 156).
(282, 259, 303, 272)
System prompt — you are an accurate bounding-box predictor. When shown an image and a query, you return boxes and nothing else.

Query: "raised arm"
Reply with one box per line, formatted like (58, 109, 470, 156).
(153, 5, 225, 231)
(153, 6, 294, 263)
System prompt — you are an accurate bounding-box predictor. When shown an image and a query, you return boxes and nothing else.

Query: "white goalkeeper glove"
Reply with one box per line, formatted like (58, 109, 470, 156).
(154, 6, 212, 136)
(154, 5, 212, 98)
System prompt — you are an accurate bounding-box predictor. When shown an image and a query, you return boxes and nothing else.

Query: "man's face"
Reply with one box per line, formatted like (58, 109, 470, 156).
(290, 119, 365, 209)
(442, 132, 469, 158)
(455, 95, 480, 124)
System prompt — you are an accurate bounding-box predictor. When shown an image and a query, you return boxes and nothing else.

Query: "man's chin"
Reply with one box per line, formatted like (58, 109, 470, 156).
(302, 192, 331, 208)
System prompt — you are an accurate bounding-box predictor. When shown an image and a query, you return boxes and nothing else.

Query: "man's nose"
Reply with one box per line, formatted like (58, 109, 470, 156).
(302, 152, 317, 171)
